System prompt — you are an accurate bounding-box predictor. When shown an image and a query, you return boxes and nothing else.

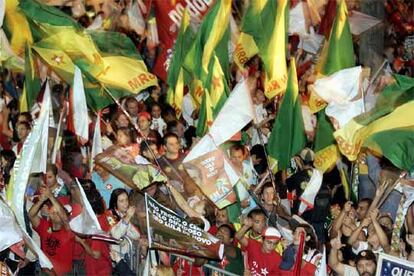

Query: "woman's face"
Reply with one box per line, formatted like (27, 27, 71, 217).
(116, 114, 129, 128)
(116, 192, 129, 214)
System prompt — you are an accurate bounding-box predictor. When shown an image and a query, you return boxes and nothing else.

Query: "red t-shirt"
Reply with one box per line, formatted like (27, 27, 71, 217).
(84, 214, 112, 276)
(34, 218, 75, 276)
(243, 239, 283, 276)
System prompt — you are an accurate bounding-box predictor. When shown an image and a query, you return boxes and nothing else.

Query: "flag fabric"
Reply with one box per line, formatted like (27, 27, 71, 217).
(0, 0, 5, 26)
(316, 246, 327, 276)
(7, 81, 50, 229)
(334, 74, 414, 171)
(315, 0, 355, 77)
(267, 57, 306, 170)
(207, 79, 256, 146)
(127, 0, 145, 36)
(69, 179, 103, 235)
(348, 11, 381, 36)
(183, 0, 231, 106)
(166, 10, 193, 117)
(151, 0, 213, 81)
(233, 0, 267, 68)
(90, 113, 103, 170)
(0, 197, 23, 252)
(145, 194, 224, 259)
(67, 66, 89, 143)
(21, 44, 41, 112)
(95, 146, 168, 190)
(0, 29, 24, 71)
(196, 54, 230, 137)
(338, 161, 352, 201)
(309, 66, 366, 128)
(3, 0, 33, 56)
(0, 198, 53, 269)
(298, 169, 323, 215)
(196, 89, 214, 137)
(260, 0, 289, 99)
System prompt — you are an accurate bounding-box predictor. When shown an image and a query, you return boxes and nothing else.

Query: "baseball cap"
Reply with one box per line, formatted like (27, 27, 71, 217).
(262, 227, 281, 240)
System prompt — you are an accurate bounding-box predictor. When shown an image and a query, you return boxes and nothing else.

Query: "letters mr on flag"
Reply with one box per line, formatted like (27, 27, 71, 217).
(95, 146, 167, 190)
(145, 194, 224, 260)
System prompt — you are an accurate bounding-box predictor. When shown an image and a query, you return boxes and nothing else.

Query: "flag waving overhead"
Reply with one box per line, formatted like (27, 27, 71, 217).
(334, 74, 414, 171)
(183, 0, 231, 106)
(67, 66, 89, 143)
(316, 0, 355, 77)
(261, 0, 289, 99)
(70, 179, 103, 235)
(267, 57, 306, 170)
(166, 10, 193, 117)
(7, 81, 50, 229)
(21, 44, 41, 112)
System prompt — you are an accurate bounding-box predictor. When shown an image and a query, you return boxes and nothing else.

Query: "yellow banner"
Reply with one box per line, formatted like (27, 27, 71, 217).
(314, 144, 340, 173)
(234, 33, 258, 69)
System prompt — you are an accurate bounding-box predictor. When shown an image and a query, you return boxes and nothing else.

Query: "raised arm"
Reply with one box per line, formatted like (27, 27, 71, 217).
(235, 216, 253, 248)
(369, 209, 390, 252)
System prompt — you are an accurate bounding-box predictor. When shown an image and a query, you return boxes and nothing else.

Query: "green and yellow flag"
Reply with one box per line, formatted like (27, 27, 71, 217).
(3, 0, 33, 56)
(267, 57, 306, 170)
(166, 10, 193, 117)
(20, 44, 40, 112)
(310, 0, 355, 113)
(233, 0, 267, 68)
(183, 0, 231, 106)
(334, 74, 414, 171)
(196, 55, 230, 137)
(260, 0, 289, 99)
(311, 0, 355, 172)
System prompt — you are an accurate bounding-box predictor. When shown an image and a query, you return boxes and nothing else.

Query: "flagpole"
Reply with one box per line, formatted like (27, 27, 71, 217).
(255, 126, 277, 190)
(362, 60, 388, 113)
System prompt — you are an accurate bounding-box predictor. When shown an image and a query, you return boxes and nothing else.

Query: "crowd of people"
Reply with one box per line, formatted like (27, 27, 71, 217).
(0, 0, 414, 275)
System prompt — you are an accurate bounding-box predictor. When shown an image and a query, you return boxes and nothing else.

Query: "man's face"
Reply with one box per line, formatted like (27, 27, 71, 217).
(164, 137, 180, 156)
(357, 201, 369, 220)
(17, 124, 30, 140)
(126, 101, 139, 117)
(251, 214, 266, 235)
(46, 170, 57, 186)
(262, 238, 278, 253)
(138, 116, 150, 131)
(356, 259, 376, 276)
(262, 186, 275, 205)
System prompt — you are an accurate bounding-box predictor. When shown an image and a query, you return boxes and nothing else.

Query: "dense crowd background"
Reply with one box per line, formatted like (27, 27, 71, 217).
(0, 0, 414, 275)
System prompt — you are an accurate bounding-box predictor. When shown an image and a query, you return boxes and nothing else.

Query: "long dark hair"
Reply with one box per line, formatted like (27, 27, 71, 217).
(109, 188, 128, 221)
(78, 179, 105, 215)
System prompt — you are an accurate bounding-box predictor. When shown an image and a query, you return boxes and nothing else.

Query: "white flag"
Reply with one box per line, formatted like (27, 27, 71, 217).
(299, 168, 323, 215)
(128, 0, 145, 36)
(316, 246, 327, 276)
(208, 79, 256, 146)
(349, 11, 381, 36)
(8, 81, 50, 228)
(70, 66, 89, 141)
(69, 178, 103, 235)
(309, 66, 366, 128)
(0, 0, 5, 27)
(0, 198, 53, 269)
(90, 114, 103, 170)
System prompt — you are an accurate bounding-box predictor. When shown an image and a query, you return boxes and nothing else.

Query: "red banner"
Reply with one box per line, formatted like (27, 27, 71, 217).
(152, 0, 214, 81)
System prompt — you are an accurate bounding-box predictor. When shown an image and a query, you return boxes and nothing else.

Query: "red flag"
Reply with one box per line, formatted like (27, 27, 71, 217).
(152, 0, 213, 81)
(318, 0, 337, 38)
(293, 232, 305, 276)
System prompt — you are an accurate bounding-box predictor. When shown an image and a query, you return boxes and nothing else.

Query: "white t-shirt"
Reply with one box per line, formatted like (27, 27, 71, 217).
(344, 264, 359, 276)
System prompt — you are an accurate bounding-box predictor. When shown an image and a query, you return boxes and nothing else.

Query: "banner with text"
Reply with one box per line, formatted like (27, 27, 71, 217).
(145, 194, 224, 260)
(376, 253, 414, 276)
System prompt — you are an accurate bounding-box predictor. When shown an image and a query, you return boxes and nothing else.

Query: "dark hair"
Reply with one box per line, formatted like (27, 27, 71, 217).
(356, 250, 376, 264)
(218, 224, 236, 239)
(166, 120, 182, 134)
(18, 112, 33, 124)
(109, 188, 129, 221)
(78, 179, 105, 214)
(261, 182, 275, 196)
(359, 198, 373, 207)
(248, 208, 266, 219)
(162, 132, 179, 146)
(294, 223, 318, 252)
(184, 126, 197, 149)
(16, 121, 31, 131)
(125, 96, 139, 107)
(140, 140, 157, 153)
(230, 144, 245, 154)
(46, 164, 58, 176)
(116, 127, 135, 143)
